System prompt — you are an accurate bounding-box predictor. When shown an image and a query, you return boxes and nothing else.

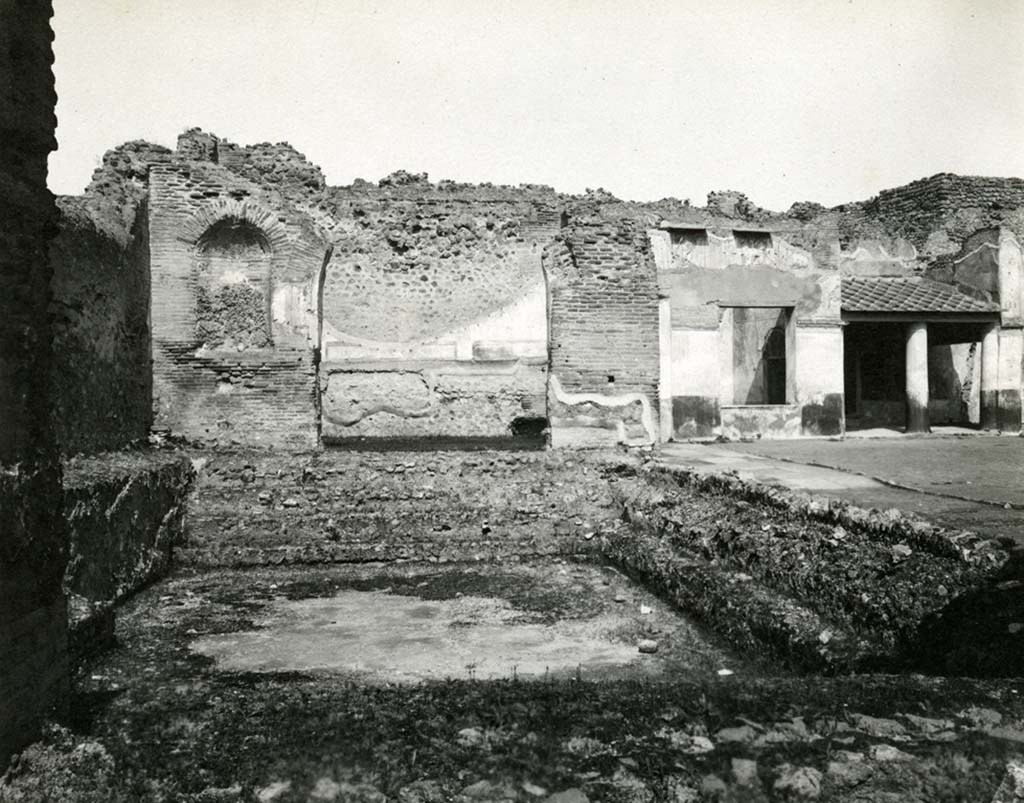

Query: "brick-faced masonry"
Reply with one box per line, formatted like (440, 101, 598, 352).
(545, 219, 661, 443)
(48, 127, 1024, 452)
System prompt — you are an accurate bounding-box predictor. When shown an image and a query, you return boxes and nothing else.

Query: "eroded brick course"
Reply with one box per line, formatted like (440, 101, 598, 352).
(180, 449, 626, 566)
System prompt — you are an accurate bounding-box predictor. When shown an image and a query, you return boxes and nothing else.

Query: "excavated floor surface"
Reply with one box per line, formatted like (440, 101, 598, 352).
(187, 562, 750, 682)
(14, 559, 1018, 803)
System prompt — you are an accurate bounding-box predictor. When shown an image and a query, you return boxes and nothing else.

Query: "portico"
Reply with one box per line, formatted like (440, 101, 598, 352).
(841, 277, 1003, 434)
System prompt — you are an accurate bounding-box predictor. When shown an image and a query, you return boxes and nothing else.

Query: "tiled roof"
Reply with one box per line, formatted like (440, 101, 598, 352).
(841, 277, 1000, 313)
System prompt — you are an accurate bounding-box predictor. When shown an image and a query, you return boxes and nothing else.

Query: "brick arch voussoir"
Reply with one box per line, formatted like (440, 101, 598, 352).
(178, 198, 291, 254)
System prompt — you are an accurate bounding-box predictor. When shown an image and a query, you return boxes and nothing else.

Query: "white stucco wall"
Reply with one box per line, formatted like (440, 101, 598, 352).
(670, 329, 720, 398)
(321, 279, 547, 362)
(795, 326, 844, 403)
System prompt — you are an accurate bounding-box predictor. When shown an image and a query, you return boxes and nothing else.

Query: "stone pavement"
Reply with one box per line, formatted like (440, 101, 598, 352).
(658, 437, 1024, 546)
(723, 435, 1024, 507)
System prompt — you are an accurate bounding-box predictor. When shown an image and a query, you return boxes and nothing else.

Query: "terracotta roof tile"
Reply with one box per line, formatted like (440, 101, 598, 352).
(841, 277, 1000, 314)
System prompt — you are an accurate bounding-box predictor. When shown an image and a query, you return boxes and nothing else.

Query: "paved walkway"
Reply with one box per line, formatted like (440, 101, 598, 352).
(658, 437, 1024, 546)
(723, 435, 1024, 507)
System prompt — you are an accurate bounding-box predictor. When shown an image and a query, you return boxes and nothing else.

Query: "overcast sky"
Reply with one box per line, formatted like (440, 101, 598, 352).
(49, 0, 1024, 210)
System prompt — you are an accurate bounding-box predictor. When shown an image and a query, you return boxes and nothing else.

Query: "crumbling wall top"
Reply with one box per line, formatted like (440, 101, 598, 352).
(66, 128, 1024, 268)
(71, 140, 172, 244)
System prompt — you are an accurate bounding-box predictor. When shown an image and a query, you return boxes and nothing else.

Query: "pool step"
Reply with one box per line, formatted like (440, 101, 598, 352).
(179, 450, 629, 566)
(603, 469, 980, 673)
(600, 521, 869, 673)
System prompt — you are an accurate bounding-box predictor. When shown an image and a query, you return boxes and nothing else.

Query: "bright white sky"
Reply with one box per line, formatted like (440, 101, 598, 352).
(50, 0, 1024, 210)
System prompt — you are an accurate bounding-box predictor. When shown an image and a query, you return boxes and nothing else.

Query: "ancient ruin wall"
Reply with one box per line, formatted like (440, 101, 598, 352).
(47, 140, 174, 454)
(78, 127, 1024, 447)
(0, 0, 67, 765)
(847, 174, 1024, 257)
(49, 196, 153, 453)
(545, 219, 661, 445)
(319, 191, 553, 344)
(152, 131, 564, 445)
(316, 181, 558, 443)
(147, 150, 329, 448)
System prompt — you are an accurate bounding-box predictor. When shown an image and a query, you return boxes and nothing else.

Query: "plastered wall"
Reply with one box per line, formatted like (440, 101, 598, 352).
(317, 187, 556, 444)
(652, 226, 844, 439)
(997, 231, 1024, 431)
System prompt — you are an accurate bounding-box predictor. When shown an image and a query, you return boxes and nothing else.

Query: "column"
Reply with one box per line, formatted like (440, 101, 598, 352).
(657, 297, 673, 442)
(980, 324, 999, 430)
(853, 353, 862, 418)
(905, 321, 930, 433)
(997, 327, 1023, 432)
(717, 308, 734, 405)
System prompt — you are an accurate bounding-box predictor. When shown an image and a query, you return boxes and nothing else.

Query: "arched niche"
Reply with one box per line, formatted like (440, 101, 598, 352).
(193, 217, 273, 350)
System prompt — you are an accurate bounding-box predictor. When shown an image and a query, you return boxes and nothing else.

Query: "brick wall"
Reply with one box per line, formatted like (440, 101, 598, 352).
(0, 0, 68, 766)
(850, 174, 1024, 256)
(148, 158, 328, 448)
(545, 218, 661, 441)
(547, 219, 660, 395)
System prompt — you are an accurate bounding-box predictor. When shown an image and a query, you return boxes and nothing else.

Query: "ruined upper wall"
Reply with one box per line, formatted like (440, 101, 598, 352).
(176, 127, 326, 197)
(77, 140, 172, 240)
(172, 130, 564, 346)
(45, 140, 171, 456)
(87, 129, 1024, 267)
(173, 129, 838, 239)
(831, 173, 1024, 260)
(176, 128, 563, 206)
